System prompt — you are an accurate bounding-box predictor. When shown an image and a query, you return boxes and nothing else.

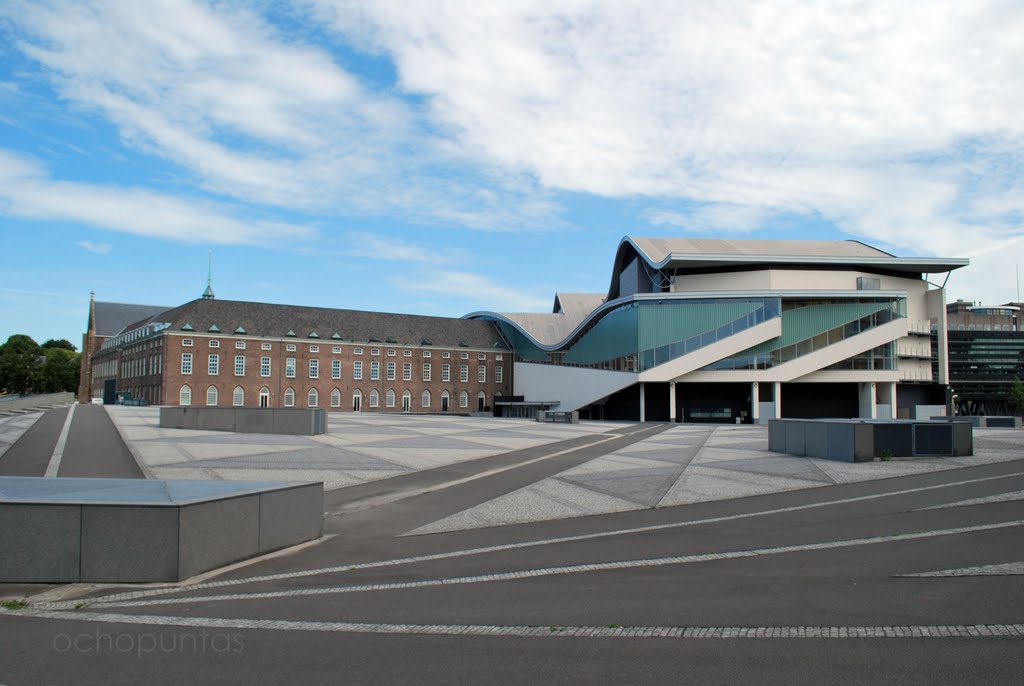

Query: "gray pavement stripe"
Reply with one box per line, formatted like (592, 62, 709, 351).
(899, 561, 1024, 577)
(2, 608, 1022, 639)
(43, 405, 75, 477)
(40, 469, 1024, 610)
(78, 519, 1024, 610)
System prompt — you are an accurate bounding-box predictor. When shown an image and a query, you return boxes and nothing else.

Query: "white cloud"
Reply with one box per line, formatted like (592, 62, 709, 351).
(341, 232, 457, 264)
(400, 270, 552, 313)
(311, 0, 1024, 302)
(0, 149, 311, 245)
(4, 0, 553, 229)
(75, 240, 111, 254)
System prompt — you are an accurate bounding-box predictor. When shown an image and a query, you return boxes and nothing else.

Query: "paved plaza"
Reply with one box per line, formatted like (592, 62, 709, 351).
(2, 406, 1023, 684)
(98, 407, 1024, 534)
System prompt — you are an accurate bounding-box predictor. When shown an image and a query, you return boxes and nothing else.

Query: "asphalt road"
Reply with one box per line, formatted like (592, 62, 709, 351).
(1, 417, 1022, 685)
(0, 406, 70, 476)
(0, 405, 142, 479)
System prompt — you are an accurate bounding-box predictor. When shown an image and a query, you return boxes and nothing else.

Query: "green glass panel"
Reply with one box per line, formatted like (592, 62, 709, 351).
(742, 302, 894, 355)
(564, 301, 761, 365)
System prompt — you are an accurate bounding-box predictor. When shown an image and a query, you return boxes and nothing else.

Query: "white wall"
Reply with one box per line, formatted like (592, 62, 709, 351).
(513, 362, 637, 412)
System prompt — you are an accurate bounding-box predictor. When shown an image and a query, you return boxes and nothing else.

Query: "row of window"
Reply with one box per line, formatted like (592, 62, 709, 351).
(181, 354, 503, 383)
(178, 385, 485, 410)
(179, 338, 501, 361)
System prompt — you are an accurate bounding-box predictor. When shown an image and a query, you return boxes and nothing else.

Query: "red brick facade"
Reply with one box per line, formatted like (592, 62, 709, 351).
(94, 332, 510, 413)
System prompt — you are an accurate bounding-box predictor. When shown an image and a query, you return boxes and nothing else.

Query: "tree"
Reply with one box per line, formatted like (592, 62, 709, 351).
(0, 334, 41, 394)
(39, 347, 80, 393)
(42, 339, 77, 351)
(1009, 378, 1024, 418)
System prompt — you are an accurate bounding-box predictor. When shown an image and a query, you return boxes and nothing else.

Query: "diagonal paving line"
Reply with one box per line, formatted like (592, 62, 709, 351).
(39, 468, 1024, 610)
(73, 518, 1024, 610)
(1, 607, 1021, 639)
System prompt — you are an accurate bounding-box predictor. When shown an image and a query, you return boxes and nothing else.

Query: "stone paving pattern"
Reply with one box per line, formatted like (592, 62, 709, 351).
(410, 424, 1024, 534)
(107, 407, 631, 491)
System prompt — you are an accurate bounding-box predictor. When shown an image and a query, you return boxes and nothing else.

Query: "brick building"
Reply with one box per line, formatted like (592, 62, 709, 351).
(77, 293, 171, 402)
(87, 297, 511, 413)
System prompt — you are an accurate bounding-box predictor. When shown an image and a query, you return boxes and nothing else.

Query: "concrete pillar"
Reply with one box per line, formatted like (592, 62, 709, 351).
(773, 382, 782, 419)
(751, 382, 760, 424)
(877, 381, 897, 419)
(858, 382, 877, 419)
(639, 382, 646, 422)
(669, 382, 677, 423)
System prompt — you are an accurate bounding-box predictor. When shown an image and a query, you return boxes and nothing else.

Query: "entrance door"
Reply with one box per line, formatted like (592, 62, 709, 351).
(402, 393, 411, 412)
(259, 388, 270, 408)
(477, 392, 486, 412)
(441, 393, 450, 412)
(352, 392, 362, 412)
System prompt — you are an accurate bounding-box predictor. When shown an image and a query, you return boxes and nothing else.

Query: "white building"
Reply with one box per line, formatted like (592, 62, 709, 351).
(469, 237, 967, 422)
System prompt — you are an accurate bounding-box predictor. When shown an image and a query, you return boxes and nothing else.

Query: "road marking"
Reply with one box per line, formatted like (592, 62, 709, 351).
(79, 519, 1024, 610)
(1, 607, 1021, 639)
(40, 469, 1024, 610)
(899, 561, 1024, 577)
(44, 404, 76, 477)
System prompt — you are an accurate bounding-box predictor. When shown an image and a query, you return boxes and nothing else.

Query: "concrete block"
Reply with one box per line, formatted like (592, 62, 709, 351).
(804, 422, 828, 459)
(272, 409, 321, 435)
(258, 484, 324, 554)
(852, 423, 874, 462)
(80, 505, 179, 583)
(932, 415, 981, 428)
(824, 422, 856, 462)
(951, 422, 974, 456)
(0, 504, 81, 583)
(984, 416, 1021, 429)
(767, 420, 786, 453)
(234, 408, 272, 433)
(784, 420, 806, 456)
(874, 423, 914, 457)
(195, 407, 236, 432)
(178, 494, 260, 580)
(913, 423, 954, 456)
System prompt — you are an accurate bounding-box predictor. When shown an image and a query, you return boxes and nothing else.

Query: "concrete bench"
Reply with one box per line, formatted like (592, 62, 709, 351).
(768, 418, 973, 462)
(536, 410, 579, 424)
(0, 477, 323, 583)
(160, 407, 327, 435)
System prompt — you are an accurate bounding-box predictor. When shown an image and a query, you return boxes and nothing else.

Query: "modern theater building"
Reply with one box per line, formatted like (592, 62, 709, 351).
(81, 236, 968, 422)
(467, 236, 968, 422)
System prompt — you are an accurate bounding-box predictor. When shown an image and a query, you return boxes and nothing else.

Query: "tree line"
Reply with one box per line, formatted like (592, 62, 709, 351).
(0, 335, 80, 395)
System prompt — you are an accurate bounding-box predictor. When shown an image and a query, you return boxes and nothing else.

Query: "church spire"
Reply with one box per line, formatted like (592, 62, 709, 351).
(202, 250, 215, 299)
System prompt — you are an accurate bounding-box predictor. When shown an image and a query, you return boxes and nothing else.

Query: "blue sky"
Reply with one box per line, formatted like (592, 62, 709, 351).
(2, 0, 1022, 347)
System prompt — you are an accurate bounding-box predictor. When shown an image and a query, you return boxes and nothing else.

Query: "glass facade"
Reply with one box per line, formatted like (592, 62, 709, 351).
(491, 298, 781, 372)
(704, 299, 905, 371)
(485, 296, 905, 375)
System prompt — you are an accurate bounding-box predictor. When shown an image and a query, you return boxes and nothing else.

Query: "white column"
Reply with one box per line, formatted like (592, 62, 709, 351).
(639, 382, 646, 422)
(751, 382, 760, 424)
(889, 382, 898, 419)
(773, 382, 782, 419)
(859, 382, 878, 419)
(669, 382, 677, 423)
